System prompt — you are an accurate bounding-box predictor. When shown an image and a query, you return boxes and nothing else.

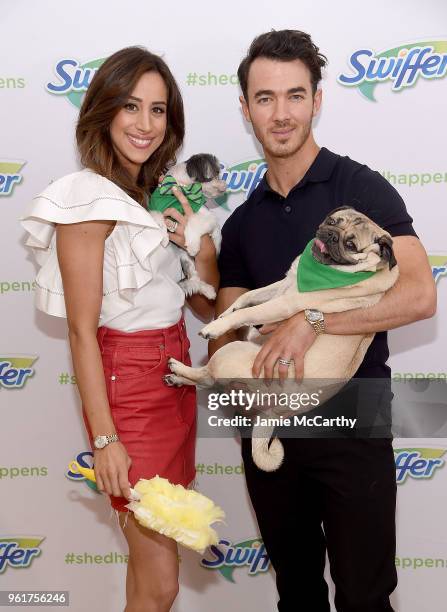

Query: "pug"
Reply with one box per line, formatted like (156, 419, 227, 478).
(164, 207, 399, 471)
(150, 154, 226, 300)
(312, 206, 396, 268)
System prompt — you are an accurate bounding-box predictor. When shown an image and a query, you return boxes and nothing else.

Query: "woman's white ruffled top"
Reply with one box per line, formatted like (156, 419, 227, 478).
(20, 169, 185, 332)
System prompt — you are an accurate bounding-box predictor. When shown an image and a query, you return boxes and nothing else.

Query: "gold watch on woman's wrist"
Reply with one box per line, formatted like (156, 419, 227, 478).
(94, 433, 119, 449)
(304, 309, 325, 335)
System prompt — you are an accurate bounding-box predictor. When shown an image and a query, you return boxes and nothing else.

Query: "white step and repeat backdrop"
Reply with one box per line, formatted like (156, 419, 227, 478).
(1, 1, 447, 610)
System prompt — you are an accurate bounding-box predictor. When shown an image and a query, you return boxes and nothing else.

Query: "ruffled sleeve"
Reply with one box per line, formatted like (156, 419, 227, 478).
(20, 169, 168, 318)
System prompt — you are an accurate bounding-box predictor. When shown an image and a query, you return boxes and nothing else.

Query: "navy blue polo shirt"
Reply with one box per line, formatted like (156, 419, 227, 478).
(218, 147, 418, 378)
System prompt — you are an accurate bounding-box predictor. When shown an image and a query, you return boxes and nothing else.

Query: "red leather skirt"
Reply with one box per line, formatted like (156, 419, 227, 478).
(82, 317, 197, 512)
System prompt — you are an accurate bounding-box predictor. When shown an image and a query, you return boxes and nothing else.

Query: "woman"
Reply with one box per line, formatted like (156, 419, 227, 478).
(21, 47, 218, 611)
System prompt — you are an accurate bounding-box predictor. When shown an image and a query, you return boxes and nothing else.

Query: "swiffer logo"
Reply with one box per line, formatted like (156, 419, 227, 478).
(46, 58, 105, 108)
(0, 160, 25, 196)
(429, 255, 447, 284)
(0, 356, 37, 389)
(200, 537, 270, 582)
(221, 159, 267, 199)
(394, 448, 446, 484)
(66, 451, 98, 493)
(0, 537, 44, 573)
(338, 41, 447, 101)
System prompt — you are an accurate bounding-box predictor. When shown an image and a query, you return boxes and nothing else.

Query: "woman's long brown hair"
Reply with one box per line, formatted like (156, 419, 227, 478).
(76, 46, 184, 205)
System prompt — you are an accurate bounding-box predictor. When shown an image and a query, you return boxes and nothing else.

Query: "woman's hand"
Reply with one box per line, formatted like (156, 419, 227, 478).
(93, 441, 132, 500)
(163, 186, 219, 319)
(162, 186, 194, 250)
(163, 187, 216, 258)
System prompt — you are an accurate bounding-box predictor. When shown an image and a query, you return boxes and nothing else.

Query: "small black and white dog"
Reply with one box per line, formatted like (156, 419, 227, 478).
(151, 154, 226, 299)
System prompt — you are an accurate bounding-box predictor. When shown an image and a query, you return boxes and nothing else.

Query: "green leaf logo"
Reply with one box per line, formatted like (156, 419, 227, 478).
(0, 161, 25, 174)
(1, 537, 44, 548)
(394, 448, 446, 460)
(0, 356, 38, 369)
(429, 254, 447, 284)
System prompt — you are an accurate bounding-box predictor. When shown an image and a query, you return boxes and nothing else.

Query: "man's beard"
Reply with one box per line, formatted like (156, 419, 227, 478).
(262, 120, 312, 160)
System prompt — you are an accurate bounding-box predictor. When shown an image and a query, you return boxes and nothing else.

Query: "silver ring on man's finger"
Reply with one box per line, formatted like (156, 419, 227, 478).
(166, 219, 178, 233)
(278, 358, 293, 366)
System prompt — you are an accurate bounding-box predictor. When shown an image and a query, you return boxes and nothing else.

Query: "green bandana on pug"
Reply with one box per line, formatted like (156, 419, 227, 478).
(148, 175, 206, 215)
(297, 240, 376, 292)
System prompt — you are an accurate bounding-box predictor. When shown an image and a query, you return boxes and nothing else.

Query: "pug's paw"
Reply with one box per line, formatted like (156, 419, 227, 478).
(184, 238, 201, 258)
(163, 374, 184, 387)
(167, 357, 183, 374)
(199, 319, 227, 340)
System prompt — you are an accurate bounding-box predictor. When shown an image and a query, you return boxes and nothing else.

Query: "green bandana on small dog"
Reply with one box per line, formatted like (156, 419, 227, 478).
(297, 240, 376, 292)
(148, 175, 206, 215)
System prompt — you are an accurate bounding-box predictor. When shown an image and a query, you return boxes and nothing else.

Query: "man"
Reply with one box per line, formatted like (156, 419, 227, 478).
(210, 30, 436, 612)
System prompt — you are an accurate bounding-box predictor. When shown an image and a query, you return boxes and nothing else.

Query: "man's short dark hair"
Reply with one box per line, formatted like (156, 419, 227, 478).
(238, 29, 328, 99)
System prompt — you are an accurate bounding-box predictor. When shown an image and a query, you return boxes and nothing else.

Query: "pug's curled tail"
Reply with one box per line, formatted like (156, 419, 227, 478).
(251, 425, 284, 472)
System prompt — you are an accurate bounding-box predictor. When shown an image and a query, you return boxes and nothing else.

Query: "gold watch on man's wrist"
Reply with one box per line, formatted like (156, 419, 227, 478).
(304, 309, 325, 335)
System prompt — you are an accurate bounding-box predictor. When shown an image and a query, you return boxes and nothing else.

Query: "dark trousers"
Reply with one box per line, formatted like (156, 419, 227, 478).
(241, 436, 397, 612)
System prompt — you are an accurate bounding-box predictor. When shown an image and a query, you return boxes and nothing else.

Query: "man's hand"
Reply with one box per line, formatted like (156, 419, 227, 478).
(253, 312, 316, 382)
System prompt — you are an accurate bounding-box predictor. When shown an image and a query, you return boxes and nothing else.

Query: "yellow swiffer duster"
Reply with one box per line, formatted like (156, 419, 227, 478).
(69, 462, 225, 553)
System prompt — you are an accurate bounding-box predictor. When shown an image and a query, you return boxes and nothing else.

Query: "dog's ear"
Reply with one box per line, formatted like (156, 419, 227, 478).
(377, 235, 397, 270)
(328, 205, 354, 216)
(186, 155, 207, 182)
(186, 154, 219, 183)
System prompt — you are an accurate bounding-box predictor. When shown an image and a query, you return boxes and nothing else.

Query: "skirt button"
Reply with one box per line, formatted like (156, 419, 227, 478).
(111, 375, 116, 381)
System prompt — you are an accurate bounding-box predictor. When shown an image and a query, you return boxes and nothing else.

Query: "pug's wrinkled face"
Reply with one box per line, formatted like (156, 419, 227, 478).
(312, 206, 397, 270)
